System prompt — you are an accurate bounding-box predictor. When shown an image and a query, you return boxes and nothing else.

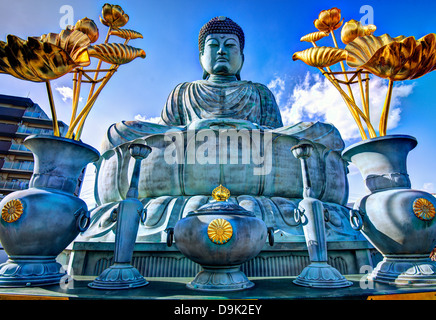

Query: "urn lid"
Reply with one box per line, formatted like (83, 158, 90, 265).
(188, 185, 255, 217)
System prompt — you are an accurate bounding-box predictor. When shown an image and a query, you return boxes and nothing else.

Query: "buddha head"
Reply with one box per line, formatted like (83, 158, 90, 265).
(198, 16, 245, 80)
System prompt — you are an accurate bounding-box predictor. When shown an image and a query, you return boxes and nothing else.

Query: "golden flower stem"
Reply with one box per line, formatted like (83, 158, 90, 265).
(379, 79, 394, 136)
(87, 27, 112, 101)
(365, 72, 370, 118)
(330, 31, 356, 103)
(70, 69, 83, 128)
(72, 67, 117, 140)
(319, 67, 377, 139)
(45, 81, 60, 137)
(319, 68, 367, 139)
(357, 71, 370, 119)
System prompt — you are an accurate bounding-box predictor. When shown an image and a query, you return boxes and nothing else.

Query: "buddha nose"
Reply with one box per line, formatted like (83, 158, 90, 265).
(217, 47, 226, 55)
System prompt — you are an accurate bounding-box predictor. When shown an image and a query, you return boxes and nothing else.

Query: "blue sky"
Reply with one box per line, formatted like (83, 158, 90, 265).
(0, 0, 435, 203)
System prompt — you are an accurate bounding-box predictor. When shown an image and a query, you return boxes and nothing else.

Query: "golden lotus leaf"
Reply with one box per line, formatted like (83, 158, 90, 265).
(110, 28, 143, 40)
(341, 19, 376, 44)
(40, 29, 91, 67)
(100, 3, 129, 29)
(411, 33, 436, 79)
(300, 31, 329, 43)
(314, 7, 343, 33)
(346, 33, 436, 80)
(88, 43, 146, 65)
(0, 35, 86, 82)
(74, 17, 99, 43)
(292, 46, 347, 68)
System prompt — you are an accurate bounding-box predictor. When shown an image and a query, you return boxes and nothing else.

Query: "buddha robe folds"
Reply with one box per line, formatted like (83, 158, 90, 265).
(161, 80, 283, 128)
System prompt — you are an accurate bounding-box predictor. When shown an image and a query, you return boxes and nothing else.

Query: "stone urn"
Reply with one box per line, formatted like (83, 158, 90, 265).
(170, 185, 272, 291)
(342, 135, 436, 286)
(0, 135, 100, 287)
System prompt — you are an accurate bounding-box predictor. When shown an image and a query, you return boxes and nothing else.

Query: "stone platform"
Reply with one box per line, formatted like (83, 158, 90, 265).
(64, 240, 379, 278)
(0, 275, 435, 302)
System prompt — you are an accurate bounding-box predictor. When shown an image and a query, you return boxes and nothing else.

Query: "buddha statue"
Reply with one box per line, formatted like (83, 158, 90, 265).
(78, 16, 364, 249)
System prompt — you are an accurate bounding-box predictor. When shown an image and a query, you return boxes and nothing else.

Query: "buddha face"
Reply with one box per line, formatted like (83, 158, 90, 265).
(200, 33, 244, 78)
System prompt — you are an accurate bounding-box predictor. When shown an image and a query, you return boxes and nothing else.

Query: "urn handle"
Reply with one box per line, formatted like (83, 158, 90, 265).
(267, 227, 275, 246)
(138, 208, 147, 224)
(165, 227, 175, 247)
(110, 206, 118, 222)
(349, 209, 363, 231)
(75, 208, 91, 232)
(324, 208, 330, 222)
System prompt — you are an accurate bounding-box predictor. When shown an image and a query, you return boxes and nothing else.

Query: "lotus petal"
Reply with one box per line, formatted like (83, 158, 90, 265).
(300, 31, 329, 43)
(74, 17, 99, 43)
(293, 46, 347, 68)
(88, 43, 145, 65)
(0, 35, 79, 82)
(110, 28, 143, 40)
(39, 29, 91, 66)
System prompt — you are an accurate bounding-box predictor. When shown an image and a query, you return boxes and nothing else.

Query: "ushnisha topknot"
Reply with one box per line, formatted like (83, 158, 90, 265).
(198, 16, 245, 54)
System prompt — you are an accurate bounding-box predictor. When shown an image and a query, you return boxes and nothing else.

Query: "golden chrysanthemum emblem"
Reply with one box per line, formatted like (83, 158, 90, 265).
(1, 199, 24, 223)
(413, 198, 436, 221)
(207, 218, 233, 245)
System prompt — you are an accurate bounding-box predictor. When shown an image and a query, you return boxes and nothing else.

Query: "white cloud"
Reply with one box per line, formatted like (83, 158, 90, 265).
(272, 72, 415, 141)
(267, 77, 286, 106)
(55, 86, 82, 103)
(423, 182, 435, 194)
(134, 114, 161, 123)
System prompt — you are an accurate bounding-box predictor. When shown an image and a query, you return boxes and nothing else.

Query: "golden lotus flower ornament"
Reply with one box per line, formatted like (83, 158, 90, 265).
(0, 3, 146, 142)
(314, 7, 343, 34)
(293, 6, 436, 140)
(100, 3, 129, 29)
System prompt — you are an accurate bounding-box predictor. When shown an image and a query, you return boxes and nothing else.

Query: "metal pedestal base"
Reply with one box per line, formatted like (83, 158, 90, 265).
(187, 266, 254, 292)
(369, 255, 436, 286)
(293, 262, 353, 288)
(88, 263, 148, 290)
(0, 256, 66, 287)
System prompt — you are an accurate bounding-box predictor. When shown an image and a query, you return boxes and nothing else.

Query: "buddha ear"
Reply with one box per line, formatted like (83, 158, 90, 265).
(199, 52, 210, 80)
(236, 53, 244, 81)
